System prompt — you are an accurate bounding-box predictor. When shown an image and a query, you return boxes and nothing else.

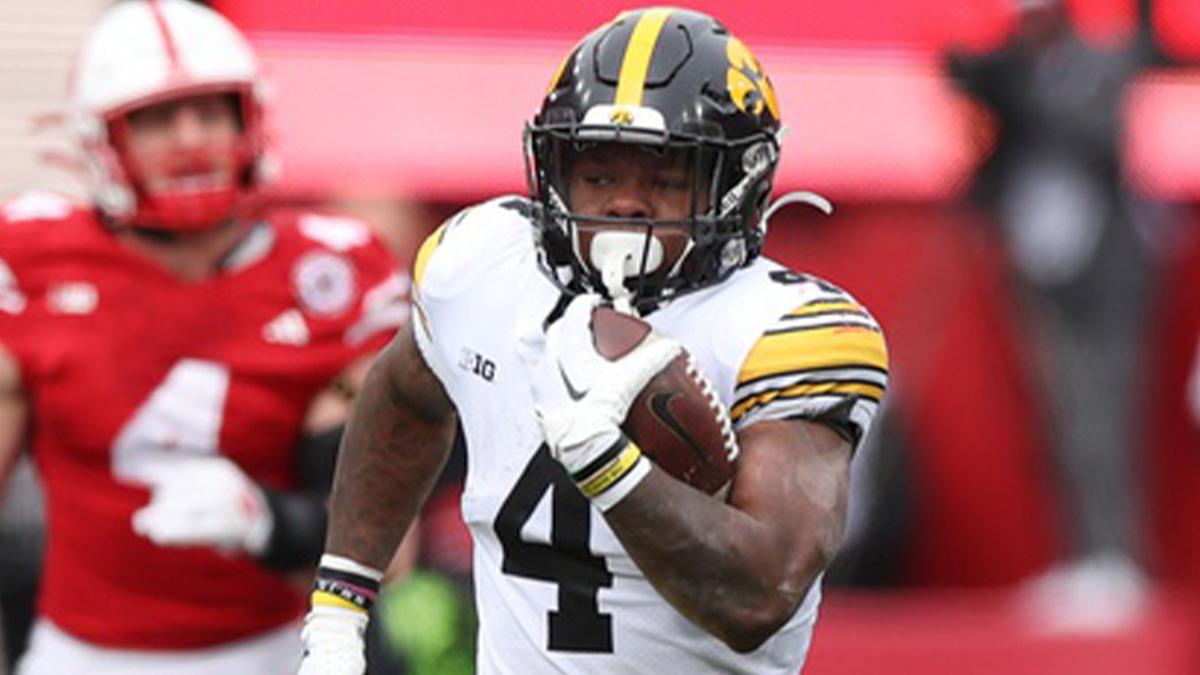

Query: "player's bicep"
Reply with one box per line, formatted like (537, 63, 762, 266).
(377, 322, 454, 424)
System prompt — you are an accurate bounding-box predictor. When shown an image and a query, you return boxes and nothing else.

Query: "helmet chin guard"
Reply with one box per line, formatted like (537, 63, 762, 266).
(590, 230, 667, 315)
(68, 0, 271, 232)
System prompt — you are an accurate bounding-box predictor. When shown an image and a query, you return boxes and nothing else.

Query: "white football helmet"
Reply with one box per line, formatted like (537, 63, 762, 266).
(68, 0, 270, 231)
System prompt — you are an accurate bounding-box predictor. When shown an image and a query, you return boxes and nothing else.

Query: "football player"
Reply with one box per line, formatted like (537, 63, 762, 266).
(298, 8, 888, 675)
(0, 2, 407, 673)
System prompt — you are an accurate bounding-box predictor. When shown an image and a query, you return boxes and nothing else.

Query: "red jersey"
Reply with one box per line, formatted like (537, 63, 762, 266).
(0, 191, 408, 649)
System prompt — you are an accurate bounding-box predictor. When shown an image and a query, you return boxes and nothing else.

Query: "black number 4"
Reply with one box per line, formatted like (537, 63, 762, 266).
(493, 445, 614, 653)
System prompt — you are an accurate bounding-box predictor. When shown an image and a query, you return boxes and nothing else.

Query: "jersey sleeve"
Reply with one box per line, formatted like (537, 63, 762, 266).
(294, 212, 412, 354)
(410, 205, 480, 377)
(409, 197, 535, 382)
(410, 217, 451, 373)
(0, 191, 75, 373)
(0, 254, 28, 368)
(731, 295, 889, 447)
(342, 254, 411, 352)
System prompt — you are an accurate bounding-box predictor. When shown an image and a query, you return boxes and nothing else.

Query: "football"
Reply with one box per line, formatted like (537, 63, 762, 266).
(591, 306, 739, 496)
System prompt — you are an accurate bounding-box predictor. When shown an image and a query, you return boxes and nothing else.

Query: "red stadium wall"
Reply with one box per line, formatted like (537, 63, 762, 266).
(213, 0, 1200, 203)
(212, 0, 1167, 52)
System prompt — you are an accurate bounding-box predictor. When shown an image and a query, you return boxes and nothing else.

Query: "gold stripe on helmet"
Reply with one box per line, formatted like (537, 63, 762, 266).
(613, 8, 673, 106)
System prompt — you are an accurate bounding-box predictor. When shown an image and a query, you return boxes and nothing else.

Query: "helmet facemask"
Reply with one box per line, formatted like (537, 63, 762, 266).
(527, 121, 777, 314)
(104, 88, 263, 233)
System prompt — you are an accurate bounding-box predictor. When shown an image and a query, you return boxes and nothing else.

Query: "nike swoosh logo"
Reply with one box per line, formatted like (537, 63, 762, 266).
(649, 392, 711, 464)
(558, 363, 589, 401)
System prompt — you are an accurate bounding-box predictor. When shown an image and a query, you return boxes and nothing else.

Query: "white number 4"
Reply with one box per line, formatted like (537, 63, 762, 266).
(112, 359, 230, 486)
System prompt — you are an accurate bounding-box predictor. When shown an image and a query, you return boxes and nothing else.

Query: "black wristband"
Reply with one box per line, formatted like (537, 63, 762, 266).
(255, 486, 327, 571)
(297, 424, 345, 492)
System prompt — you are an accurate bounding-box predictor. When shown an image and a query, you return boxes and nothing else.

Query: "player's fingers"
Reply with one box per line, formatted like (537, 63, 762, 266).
(133, 500, 225, 544)
(132, 507, 191, 544)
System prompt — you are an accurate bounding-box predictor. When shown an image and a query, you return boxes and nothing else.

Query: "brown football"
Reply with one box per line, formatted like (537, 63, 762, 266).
(591, 306, 739, 496)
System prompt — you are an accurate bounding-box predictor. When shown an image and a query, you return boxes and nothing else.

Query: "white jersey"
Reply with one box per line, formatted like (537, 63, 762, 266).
(411, 197, 888, 675)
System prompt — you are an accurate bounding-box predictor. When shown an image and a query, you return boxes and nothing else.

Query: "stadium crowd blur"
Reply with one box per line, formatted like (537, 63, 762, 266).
(3, 0, 1200, 673)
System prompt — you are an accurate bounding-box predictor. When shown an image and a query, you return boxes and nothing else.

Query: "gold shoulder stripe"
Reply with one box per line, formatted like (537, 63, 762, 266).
(614, 8, 673, 106)
(739, 326, 889, 385)
(731, 381, 884, 421)
(412, 222, 448, 289)
(786, 301, 868, 318)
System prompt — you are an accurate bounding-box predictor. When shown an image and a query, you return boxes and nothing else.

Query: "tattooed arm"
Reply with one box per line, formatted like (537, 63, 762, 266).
(298, 325, 455, 674)
(324, 324, 457, 570)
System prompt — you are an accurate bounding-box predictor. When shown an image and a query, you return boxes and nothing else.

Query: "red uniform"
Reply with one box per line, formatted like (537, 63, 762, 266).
(0, 191, 407, 649)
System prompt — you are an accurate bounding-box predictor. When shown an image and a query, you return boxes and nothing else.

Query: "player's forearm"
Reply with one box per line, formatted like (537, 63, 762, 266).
(0, 350, 26, 491)
(604, 474, 822, 651)
(0, 401, 25, 490)
(324, 334, 456, 571)
(605, 420, 850, 652)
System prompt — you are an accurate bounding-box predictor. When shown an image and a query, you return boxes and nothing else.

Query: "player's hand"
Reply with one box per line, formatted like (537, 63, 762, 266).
(522, 293, 680, 509)
(131, 456, 273, 555)
(296, 606, 368, 675)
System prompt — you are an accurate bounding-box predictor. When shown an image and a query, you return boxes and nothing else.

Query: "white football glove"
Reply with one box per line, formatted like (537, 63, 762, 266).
(131, 455, 273, 555)
(522, 294, 681, 510)
(296, 605, 368, 675)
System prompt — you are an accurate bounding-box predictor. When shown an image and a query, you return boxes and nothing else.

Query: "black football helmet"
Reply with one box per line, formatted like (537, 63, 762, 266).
(526, 7, 784, 312)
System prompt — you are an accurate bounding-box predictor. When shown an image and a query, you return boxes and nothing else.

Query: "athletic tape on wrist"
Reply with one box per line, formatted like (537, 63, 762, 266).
(572, 437, 651, 511)
(312, 554, 383, 614)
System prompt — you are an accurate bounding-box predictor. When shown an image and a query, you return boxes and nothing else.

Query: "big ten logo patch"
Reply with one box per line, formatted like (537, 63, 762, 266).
(726, 37, 780, 121)
(459, 347, 496, 383)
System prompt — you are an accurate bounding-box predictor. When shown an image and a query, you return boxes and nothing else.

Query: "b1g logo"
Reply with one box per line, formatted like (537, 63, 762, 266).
(726, 37, 780, 121)
(459, 347, 496, 383)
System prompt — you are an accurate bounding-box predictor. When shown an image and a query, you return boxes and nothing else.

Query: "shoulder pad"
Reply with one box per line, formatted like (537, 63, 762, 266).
(296, 213, 374, 252)
(2, 190, 78, 224)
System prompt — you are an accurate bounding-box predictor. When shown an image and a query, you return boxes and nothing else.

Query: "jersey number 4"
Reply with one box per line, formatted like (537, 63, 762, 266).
(112, 359, 229, 486)
(494, 444, 615, 653)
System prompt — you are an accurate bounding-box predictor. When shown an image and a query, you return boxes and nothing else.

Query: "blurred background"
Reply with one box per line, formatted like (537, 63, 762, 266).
(4, 0, 1200, 673)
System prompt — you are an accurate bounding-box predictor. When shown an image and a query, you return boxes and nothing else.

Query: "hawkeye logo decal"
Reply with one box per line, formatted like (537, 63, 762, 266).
(609, 108, 635, 125)
(726, 37, 780, 120)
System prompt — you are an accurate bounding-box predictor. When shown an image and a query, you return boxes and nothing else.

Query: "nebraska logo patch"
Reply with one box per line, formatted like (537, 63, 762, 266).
(292, 252, 356, 317)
